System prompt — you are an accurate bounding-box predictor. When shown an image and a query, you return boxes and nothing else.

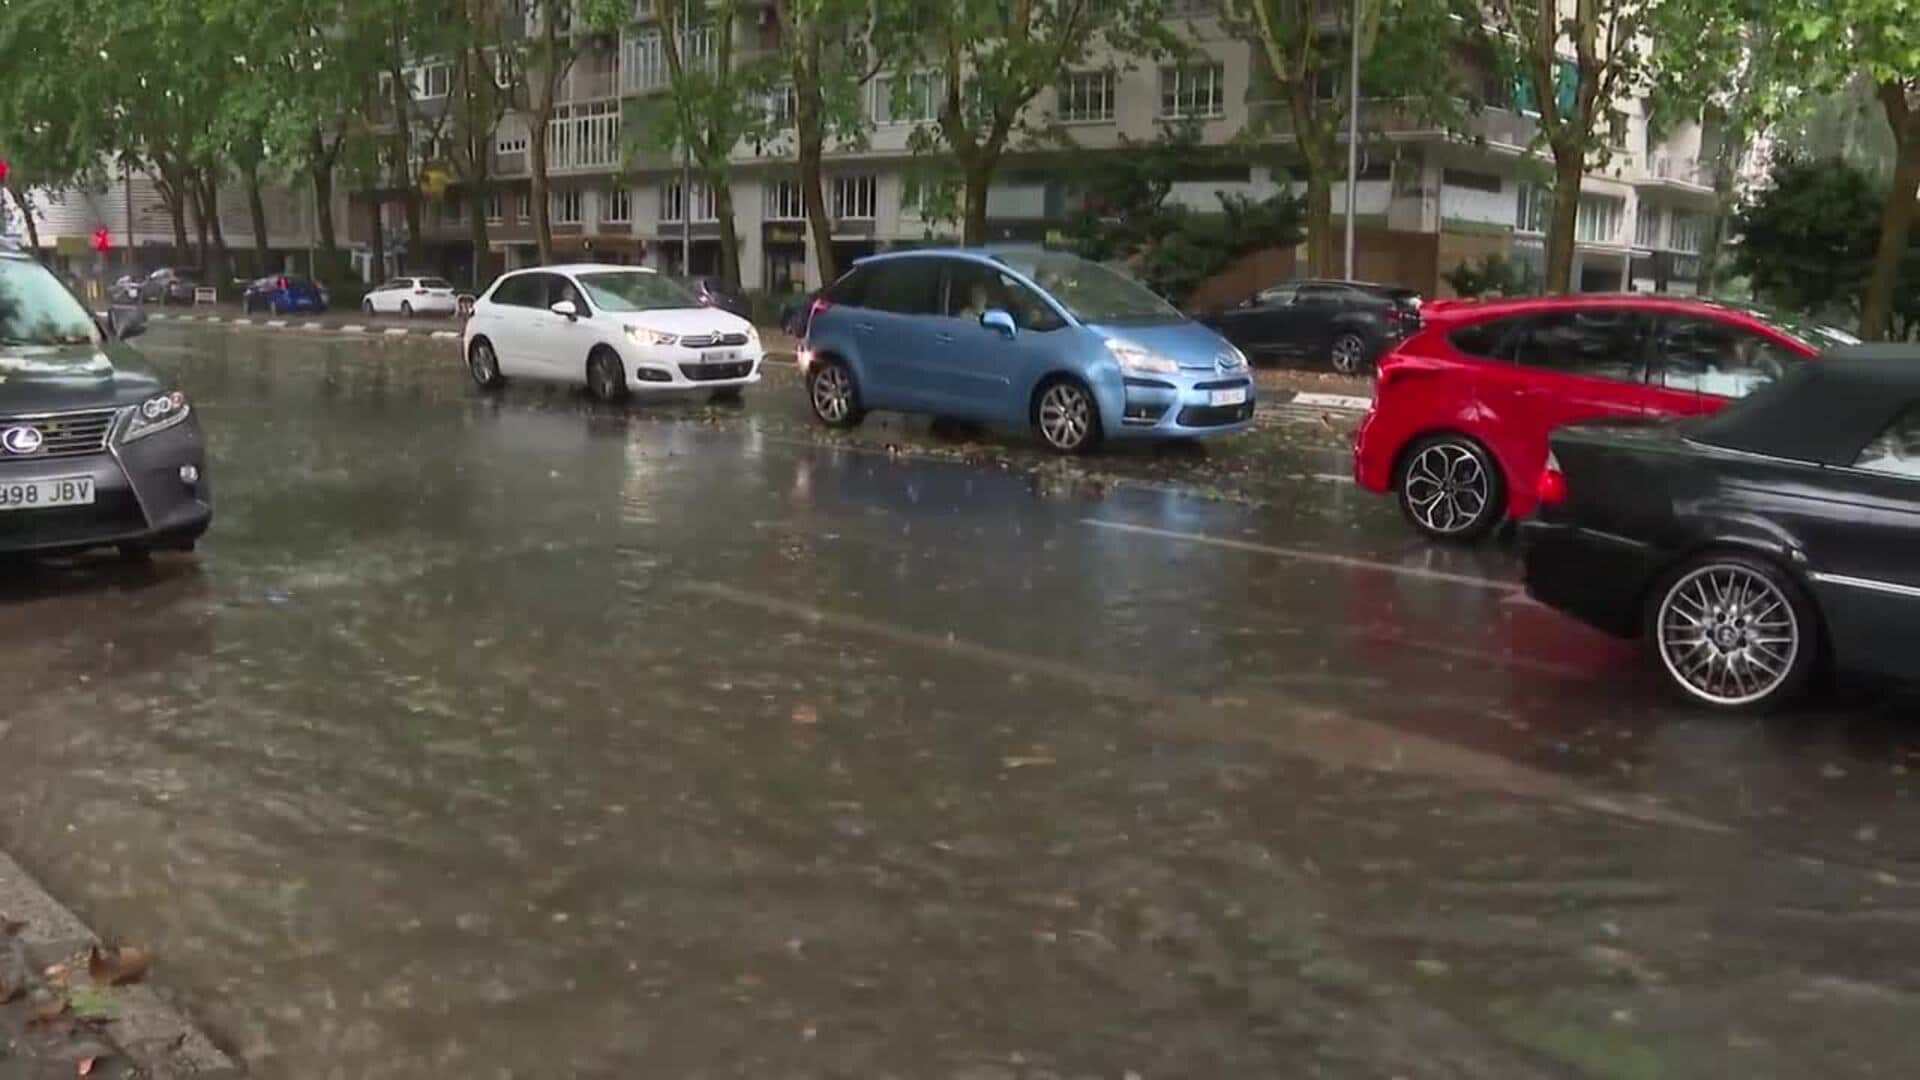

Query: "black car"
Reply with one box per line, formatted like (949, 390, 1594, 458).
(0, 250, 210, 558)
(1202, 279, 1421, 375)
(108, 275, 142, 304)
(777, 289, 818, 336)
(138, 266, 200, 305)
(1523, 346, 1920, 712)
(673, 274, 751, 320)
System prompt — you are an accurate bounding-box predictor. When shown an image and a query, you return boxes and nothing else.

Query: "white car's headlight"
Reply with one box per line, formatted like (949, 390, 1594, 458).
(625, 326, 678, 347)
(121, 391, 190, 443)
(745, 324, 761, 346)
(1106, 339, 1178, 376)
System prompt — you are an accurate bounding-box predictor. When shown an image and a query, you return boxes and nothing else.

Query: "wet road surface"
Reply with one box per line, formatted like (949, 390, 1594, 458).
(3, 327, 1920, 1077)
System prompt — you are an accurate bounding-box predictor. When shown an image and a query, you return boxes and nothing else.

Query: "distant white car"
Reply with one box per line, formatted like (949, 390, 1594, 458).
(461, 264, 762, 402)
(362, 276, 458, 317)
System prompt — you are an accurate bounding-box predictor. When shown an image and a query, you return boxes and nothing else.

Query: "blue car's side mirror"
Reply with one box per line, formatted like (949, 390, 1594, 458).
(980, 308, 1017, 338)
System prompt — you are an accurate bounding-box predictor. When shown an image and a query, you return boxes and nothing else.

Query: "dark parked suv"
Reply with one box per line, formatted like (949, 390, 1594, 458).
(1202, 278, 1421, 374)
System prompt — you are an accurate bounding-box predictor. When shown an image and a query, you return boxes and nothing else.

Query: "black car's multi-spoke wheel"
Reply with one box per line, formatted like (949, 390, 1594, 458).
(467, 338, 505, 391)
(1397, 436, 1502, 542)
(1034, 378, 1101, 454)
(588, 350, 628, 403)
(808, 359, 865, 428)
(1651, 555, 1816, 712)
(1329, 331, 1370, 375)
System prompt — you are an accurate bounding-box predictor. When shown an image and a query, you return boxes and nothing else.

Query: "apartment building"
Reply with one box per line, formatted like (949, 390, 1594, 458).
(9, 3, 1728, 299)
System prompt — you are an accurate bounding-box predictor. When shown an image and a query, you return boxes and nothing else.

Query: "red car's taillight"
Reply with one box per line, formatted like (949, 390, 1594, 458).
(276, 276, 288, 291)
(1538, 452, 1568, 507)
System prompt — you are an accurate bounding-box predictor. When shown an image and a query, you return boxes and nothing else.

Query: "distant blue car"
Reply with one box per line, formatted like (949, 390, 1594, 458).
(800, 248, 1254, 453)
(241, 275, 327, 316)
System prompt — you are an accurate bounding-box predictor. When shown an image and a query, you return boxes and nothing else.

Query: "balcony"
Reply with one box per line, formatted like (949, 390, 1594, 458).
(1646, 155, 1714, 190)
(1249, 97, 1540, 149)
(548, 104, 621, 172)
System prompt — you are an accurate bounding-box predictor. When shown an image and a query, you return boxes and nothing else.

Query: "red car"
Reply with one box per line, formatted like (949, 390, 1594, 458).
(1353, 295, 1856, 542)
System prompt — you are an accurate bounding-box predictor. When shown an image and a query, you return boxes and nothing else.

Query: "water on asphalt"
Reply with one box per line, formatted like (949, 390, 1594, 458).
(2, 327, 1919, 1077)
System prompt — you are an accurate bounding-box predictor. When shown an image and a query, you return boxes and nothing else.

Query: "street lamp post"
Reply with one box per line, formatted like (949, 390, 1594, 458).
(679, 0, 692, 277)
(1343, 0, 1360, 280)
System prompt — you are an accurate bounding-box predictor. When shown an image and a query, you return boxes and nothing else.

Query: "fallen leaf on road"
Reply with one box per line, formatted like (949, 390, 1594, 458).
(88, 944, 151, 987)
(77, 1056, 95, 1076)
(791, 704, 819, 725)
(1002, 755, 1056, 769)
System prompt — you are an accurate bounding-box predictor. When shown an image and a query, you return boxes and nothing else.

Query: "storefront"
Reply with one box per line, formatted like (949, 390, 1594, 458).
(762, 224, 807, 294)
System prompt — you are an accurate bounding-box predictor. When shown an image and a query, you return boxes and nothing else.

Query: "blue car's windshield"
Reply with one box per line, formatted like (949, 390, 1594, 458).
(993, 251, 1184, 326)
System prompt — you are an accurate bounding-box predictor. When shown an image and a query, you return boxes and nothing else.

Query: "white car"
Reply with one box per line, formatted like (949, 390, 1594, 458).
(362, 276, 459, 317)
(461, 264, 762, 402)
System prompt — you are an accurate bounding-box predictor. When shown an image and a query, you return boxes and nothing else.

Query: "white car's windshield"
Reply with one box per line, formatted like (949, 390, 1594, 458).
(577, 272, 696, 313)
(0, 257, 101, 347)
(992, 250, 1184, 326)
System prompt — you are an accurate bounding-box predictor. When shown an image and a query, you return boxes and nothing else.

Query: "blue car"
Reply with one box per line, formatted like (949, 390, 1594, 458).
(801, 248, 1254, 453)
(241, 275, 327, 316)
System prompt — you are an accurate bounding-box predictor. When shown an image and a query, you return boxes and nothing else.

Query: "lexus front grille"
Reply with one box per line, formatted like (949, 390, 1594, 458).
(0, 408, 117, 461)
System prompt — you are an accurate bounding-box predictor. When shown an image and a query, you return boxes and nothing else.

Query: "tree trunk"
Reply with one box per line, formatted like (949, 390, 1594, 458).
(7, 188, 39, 253)
(467, 204, 491, 291)
(529, 111, 553, 263)
(961, 158, 995, 246)
(713, 179, 742, 291)
(1697, 137, 1744, 297)
(156, 179, 189, 260)
(198, 174, 230, 287)
(369, 198, 387, 284)
(311, 152, 340, 272)
(1861, 85, 1918, 341)
(1303, 170, 1334, 277)
(189, 182, 211, 275)
(799, 142, 835, 287)
(1545, 150, 1584, 293)
(245, 168, 271, 276)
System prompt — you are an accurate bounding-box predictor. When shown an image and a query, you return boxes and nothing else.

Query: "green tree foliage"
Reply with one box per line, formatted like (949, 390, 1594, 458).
(894, 0, 1177, 245)
(1463, 0, 1651, 292)
(1733, 152, 1918, 340)
(1223, 0, 1464, 277)
(1759, 0, 1918, 340)
(1442, 252, 1541, 298)
(641, 0, 771, 289)
(767, 0, 886, 285)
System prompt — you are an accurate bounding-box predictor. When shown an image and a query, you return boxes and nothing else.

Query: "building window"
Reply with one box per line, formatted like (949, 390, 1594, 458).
(660, 180, 716, 223)
(603, 188, 631, 224)
(1609, 110, 1630, 148)
(768, 83, 798, 128)
(484, 193, 503, 223)
(632, 0, 653, 15)
(1575, 193, 1623, 244)
(1634, 203, 1660, 248)
(765, 178, 804, 222)
(496, 130, 528, 156)
(832, 174, 877, 220)
(1668, 211, 1702, 253)
(516, 193, 531, 222)
(1515, 182, 1550, 234)
(1159, 63, 1225, 119)
(1442, 168, 1502, 194)
(407, 62, 450, 101)
(872, 73, 943, 125)
(552, 190, 582, 225)
(1057, 71, 1115, 123)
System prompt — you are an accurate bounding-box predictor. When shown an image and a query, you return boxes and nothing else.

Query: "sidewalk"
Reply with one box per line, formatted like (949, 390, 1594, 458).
(1, 852, 232, 1078)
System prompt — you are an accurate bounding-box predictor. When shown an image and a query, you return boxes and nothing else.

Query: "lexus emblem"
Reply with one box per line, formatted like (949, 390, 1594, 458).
(0, 425, 43, 455)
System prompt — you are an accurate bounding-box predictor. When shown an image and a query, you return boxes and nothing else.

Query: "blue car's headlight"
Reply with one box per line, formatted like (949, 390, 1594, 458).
(1106, 339, 1178, 375)
(120, 391, 191, 443)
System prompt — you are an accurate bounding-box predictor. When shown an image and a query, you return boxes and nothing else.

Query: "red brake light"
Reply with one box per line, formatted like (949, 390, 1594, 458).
(414, 288, 428, 294)
(810, 297, 832, 318)
(277, 276, 288, 290)
(1538, 453, 1567, 507)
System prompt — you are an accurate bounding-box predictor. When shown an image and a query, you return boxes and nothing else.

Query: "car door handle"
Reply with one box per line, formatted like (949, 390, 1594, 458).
(935, 333, 956, 345)
(854, 321, 876, 333)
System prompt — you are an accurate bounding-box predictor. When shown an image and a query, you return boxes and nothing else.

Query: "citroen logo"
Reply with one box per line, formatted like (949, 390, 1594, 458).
(1, 425, 44, 455)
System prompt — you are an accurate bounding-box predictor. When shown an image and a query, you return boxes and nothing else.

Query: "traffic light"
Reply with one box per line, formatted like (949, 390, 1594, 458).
(0, 159, 10, 185)
(92, 227, 111, 254)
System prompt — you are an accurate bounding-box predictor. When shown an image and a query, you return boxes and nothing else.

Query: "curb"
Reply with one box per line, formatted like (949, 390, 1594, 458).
(0, 850, 236, 1077)
(149, 310, 457, 342)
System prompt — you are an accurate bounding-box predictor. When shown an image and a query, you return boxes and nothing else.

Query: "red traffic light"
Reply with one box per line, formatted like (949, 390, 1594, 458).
(0, 159, 10, 185)
(91, 228, 111, 253)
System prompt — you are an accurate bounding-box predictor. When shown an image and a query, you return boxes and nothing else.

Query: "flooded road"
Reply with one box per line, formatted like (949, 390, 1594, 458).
(3, 326, 1919, 1077)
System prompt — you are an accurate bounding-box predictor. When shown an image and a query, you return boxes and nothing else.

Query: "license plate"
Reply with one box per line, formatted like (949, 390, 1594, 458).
(0, 477, 95, 511)
(700, 350, 739, 364)
(1208, 387, 1248, 407)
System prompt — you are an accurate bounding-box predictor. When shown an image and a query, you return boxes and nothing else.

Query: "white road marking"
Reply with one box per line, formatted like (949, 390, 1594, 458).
(383, 328, 409, 336)
(431, 330, 460, 339)
(1308, 472, 1354, 484)
(1082, 518, 1520, 593)
(340, 324, 367, 333)
(302, 321, 322, 329)
(681, 579, 1723, 835)
(266, 319, 288, 327)
(1291, 391, 1373, 411)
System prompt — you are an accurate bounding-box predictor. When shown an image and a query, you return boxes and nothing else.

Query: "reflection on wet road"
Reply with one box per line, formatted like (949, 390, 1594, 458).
(3, 328, 1920, 1077)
